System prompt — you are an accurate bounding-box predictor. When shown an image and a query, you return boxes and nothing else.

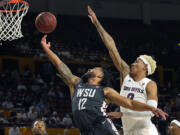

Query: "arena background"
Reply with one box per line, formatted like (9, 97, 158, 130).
(0, 0, 180, 135)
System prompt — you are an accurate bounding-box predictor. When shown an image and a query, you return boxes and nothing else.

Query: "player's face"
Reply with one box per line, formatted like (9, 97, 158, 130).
(81, 67, 104, 83)
(168, 123, 180, 135)
(33, 121, 46, 135)
(130, 59, 147, 76)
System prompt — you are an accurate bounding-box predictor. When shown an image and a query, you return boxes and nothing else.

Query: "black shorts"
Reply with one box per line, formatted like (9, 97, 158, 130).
(80, 118, 119, 135)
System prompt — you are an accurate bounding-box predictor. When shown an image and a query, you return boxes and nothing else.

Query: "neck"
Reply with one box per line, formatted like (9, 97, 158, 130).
(131, 72, 146, 82)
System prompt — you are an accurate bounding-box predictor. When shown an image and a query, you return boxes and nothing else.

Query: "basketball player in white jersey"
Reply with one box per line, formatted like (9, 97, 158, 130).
(88, 6, 162, 135)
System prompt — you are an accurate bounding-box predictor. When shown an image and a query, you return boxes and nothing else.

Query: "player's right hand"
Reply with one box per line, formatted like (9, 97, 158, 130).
(151, 108, 168, 120)
(107, 112, 123, 119)
(88, 5, 98, 24)
(41, 35, 51, 49)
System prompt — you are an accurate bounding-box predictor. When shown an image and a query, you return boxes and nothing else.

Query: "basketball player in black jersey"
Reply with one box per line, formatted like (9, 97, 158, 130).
(40, 35, 168, 135)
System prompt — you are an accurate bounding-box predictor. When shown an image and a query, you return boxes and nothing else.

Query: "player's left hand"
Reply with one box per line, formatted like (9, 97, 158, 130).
(41, 35, 51, 49)
(88, 5, 98, 24)
(151, 108, 168, 120)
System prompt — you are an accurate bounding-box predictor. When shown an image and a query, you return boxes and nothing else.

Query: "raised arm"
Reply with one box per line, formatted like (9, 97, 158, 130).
(40, 35, 80, 98)
(88, 6, 130, 82)
(104, 87, 168, 120)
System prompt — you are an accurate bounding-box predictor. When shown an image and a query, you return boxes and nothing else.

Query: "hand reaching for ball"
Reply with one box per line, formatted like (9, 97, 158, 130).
(41, 35, 51, 49)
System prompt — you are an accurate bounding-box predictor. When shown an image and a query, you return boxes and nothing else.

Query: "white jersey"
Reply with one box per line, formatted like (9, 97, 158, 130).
(120, 74, 155, 133)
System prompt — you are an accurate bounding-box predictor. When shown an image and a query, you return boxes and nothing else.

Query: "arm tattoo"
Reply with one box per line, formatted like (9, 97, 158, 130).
(57, 62, 74, 85)
(95, 21, 130, 79)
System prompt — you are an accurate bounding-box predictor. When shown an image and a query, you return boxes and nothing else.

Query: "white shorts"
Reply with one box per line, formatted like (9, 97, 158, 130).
(124, 124, 158, 135)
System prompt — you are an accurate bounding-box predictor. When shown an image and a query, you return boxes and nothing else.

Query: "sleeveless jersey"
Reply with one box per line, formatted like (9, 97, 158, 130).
(120, 75, 152, 133)
(72, 81, 108, 130)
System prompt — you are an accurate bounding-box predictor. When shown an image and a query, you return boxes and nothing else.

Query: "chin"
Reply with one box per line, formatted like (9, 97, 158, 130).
(81, 72, 95, 83)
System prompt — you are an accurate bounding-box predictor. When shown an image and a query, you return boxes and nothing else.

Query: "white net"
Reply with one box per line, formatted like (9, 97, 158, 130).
(0, 0, 29, 41)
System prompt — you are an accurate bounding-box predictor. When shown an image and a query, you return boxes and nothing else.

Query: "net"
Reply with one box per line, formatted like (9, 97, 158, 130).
(0, 0, 29, 41)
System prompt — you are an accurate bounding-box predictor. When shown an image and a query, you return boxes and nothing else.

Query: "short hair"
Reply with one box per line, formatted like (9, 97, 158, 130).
(100, 66, 113, 87)
(33, 120, 46, 128)
(139, 55, 157, 75)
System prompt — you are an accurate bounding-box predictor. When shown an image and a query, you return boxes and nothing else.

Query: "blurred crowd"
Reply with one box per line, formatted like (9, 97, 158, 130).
(0, 67, 73, 128)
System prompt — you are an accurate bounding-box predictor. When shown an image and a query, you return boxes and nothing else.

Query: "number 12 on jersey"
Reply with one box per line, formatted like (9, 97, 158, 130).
(78, 98, 87, 110)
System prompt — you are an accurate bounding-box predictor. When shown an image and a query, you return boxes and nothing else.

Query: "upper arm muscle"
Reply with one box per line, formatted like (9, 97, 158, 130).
(146, 81, 158, 101)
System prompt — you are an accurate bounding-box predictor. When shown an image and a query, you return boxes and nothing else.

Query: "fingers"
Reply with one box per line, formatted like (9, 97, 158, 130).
(162, 112, 168, 120)
(156, 109, 168, 120)
(88, 15, 91, 19)
(43, 34, 47, 38)
(48, 42, 51, 46)
(88, 5, 93, 15)
(42, 35, 47, 41)
(44, 34, 47, 38)
(88, 5, 91, 12)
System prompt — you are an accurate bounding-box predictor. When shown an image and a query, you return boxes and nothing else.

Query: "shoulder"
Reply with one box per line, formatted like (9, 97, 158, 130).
(147, 81, 157, 88)
(103, 87, 111, 95)
(146, 81, 158, 93)
(103, 87, 116, 97)
(121, 74, 130, 82)
(103, 87, 113, 91)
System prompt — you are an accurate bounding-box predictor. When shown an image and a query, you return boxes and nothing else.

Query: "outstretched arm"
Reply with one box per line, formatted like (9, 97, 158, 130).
(104, 87, 168, 120)
(107, 82, 158, 118)
(88, 6, 130, 83)
(41, 35, 80, 98)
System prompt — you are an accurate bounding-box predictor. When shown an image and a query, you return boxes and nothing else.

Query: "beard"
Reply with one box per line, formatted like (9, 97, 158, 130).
(81, 72, 96, 83)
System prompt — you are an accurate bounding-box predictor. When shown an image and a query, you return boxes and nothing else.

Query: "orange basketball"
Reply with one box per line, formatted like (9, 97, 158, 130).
(35, 12, 57, 34)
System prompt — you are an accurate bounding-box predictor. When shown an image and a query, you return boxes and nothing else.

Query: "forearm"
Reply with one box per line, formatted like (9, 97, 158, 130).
(94, 21, 129, 73)
(42, 46, 62, 67)
(122, 111, 153, 117)
(131, 100, 154, 111)
(94, 20, 115, 49)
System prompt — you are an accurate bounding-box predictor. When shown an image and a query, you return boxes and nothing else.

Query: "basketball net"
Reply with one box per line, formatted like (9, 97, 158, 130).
(0, 0, 29, 41)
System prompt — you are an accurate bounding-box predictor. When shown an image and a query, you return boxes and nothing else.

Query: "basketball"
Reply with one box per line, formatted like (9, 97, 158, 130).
(35, 12, 57, 34)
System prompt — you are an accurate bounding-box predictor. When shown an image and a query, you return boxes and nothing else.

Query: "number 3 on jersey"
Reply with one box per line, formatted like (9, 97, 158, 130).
(127, 93, 134, 100)
(78, 98, 87, 110)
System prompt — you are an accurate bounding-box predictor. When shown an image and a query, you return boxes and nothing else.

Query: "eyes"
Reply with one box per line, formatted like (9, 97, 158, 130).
(133, 59, 144, 64)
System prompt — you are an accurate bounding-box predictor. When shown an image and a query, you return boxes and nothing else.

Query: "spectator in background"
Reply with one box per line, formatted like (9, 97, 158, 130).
(64, 129, 68, 135)
(50, 111, 61, 126)
(32, 120, 47, 135)
(16, 110, 27, 122)
(8, 125, 22, 135)
(168, 120, 180, 135)
(62, 114, 72, 128)
(17, 82, 27, 91)
(28, 107, 38, 122)
(2, 99, 14, 110)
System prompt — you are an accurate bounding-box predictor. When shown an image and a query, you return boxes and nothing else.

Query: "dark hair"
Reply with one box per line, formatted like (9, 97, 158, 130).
(100, 66, 112, 87)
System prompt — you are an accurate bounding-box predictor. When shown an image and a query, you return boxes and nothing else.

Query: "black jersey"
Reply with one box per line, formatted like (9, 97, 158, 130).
(72, 81, 107, 129)
(71, 82, 119, 135)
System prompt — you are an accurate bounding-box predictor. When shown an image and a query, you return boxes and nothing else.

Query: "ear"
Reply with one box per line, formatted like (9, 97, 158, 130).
(144, 64, 148, 71)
